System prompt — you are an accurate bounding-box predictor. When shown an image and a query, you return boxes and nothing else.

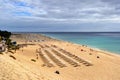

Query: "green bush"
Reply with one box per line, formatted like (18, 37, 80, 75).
(0, 30, 11, 39)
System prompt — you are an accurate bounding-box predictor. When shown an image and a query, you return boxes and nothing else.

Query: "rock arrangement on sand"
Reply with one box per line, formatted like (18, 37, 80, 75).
(36, 44, 93, 68)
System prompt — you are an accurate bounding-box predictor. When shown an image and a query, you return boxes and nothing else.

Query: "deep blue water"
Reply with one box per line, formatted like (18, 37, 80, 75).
(39, 32, 120, 54)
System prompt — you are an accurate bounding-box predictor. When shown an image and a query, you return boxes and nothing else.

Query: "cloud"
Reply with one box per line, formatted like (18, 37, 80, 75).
(0, 0, 119, 21)
(0, 0, 120, 31)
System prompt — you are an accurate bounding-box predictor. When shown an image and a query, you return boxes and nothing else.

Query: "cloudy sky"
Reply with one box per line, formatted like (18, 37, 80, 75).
(0, 0, 120, 32)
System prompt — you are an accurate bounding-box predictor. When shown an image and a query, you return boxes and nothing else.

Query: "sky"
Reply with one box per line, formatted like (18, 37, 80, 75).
(0, 0, 120, 32)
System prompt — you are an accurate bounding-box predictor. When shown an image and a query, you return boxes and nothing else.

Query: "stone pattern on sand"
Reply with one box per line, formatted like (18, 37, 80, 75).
(37, 44, 92, 68)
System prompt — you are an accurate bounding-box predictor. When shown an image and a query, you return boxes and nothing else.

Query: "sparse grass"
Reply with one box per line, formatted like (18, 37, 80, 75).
(41, 64, 46, 67)
(8, 50, 14, 54)
(0, 52, 3, 55)
(89, 53, 92, 55)
(55, 71, 60, 74)
(31, 59, 36, 62)
(97, 56, 100, 58)
(9, 55, 16, 60)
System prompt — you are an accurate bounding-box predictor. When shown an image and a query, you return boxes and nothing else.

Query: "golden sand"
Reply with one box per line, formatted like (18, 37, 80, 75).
(0, 33, 120, 80)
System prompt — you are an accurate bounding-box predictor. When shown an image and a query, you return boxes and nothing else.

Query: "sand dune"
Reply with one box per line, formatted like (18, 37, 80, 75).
(0, 33, 120, 80)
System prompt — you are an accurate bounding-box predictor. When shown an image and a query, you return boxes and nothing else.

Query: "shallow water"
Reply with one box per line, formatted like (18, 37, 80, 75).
(40, 32, 120, 54)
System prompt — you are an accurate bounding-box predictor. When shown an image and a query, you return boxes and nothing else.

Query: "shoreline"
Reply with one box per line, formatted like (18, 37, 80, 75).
(41, 33, 120, 57)
(12, 32, 120, 57)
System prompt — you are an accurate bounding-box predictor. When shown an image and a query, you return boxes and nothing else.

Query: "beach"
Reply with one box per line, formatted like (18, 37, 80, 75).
(0, 33, 120, 80)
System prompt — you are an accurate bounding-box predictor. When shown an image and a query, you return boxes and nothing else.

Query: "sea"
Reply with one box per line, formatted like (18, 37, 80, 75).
(39, 32, 120, 54)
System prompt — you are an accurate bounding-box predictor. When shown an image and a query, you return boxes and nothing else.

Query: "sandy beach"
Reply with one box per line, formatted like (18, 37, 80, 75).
(0, 33, 120, 80)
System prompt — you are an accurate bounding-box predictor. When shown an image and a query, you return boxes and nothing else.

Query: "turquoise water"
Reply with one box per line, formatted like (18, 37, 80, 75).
(41, 32, 120, 54)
